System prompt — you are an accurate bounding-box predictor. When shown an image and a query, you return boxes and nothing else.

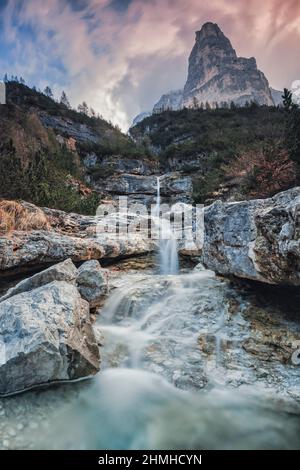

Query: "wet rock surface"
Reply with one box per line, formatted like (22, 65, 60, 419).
(0, 267, 299, 449)
(98, 271, 300, 398)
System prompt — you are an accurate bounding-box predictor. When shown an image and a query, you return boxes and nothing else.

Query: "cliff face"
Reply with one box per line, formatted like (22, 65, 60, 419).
(0, 82, 191, 211)
(151, 22, 274, 114)
(183, 23, 274, 107)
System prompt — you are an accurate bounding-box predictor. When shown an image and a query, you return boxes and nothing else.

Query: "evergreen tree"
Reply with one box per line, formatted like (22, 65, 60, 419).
(78, 101, 89, 115)
(60, 91, 71, 108)
(284, 89, 300, 165)
(282, 88, 293, 111)
(44, 86, 54, 99)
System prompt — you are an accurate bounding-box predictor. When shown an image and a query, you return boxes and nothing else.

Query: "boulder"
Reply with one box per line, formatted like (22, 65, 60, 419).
(77, 260, 109, 308)
(0, 258, 77, 302)
(0, 281, 100, 397)
(201, 187, 300, 286)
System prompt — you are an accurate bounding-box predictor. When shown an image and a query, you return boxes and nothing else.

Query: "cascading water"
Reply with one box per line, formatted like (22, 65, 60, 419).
(1, 184, 299, 450)
(19, 269, 300, 450)
(154, 176, 179, 275)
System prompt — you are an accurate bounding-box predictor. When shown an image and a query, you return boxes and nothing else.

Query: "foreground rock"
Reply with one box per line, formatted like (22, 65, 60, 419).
(201, 187, 300, 286)
(0, 280, 100, 397)
(0, 258, 77, 301)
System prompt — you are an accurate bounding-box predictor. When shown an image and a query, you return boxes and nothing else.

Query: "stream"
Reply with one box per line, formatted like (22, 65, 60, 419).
(0, 263, 299, 450)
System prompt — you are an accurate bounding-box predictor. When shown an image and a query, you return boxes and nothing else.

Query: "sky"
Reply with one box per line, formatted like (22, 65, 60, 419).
(0, 0, 300, 131)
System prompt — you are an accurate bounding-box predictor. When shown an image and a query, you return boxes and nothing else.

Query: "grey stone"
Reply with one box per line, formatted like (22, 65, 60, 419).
(201, 187, 300, 286)
(77, 260, 109, 308)
(92, 172, 193, 205)
(0, 281, 100, 397)
(0, 258, 77, 302)
(0, 203, 155, 274)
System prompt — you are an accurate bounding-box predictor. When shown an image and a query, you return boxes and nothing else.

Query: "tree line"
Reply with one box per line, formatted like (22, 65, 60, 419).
(2, 74, 101, 119)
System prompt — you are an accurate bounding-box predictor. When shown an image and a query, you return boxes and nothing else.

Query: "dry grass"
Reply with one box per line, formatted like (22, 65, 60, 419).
(0, 200, 50, 235)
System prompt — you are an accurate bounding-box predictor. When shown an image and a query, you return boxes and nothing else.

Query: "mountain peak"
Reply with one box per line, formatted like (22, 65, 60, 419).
(194, 22, 236, 56)
(196, 22, 222, 38)
(150, 21, 274, 115)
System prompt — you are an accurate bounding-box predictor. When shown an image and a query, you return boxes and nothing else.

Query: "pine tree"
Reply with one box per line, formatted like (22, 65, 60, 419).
(284, 89, 300, 165)
(60, 91, 71, 108)
(78, 101, 89, 115)
(44, 86, 54, 99)
(282, 88, 293, 111)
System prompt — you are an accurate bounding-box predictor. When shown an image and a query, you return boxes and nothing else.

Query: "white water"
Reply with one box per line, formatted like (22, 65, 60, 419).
(28, 269, 299, 450)
(154, 176, 179, 275)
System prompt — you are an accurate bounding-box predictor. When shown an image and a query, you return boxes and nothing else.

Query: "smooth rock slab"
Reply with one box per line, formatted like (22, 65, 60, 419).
(0, 281, 100, 397)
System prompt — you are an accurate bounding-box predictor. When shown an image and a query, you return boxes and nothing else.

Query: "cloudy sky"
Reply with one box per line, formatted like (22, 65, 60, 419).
(0, 0, 300, 130)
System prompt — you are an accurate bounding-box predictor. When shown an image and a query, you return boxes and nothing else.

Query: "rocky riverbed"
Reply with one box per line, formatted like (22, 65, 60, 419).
(0, 260, 299, 449)
(0, 187, 300, 449)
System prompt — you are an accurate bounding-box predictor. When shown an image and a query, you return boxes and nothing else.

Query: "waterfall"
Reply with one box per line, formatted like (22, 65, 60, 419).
(154, 176, 179, 275)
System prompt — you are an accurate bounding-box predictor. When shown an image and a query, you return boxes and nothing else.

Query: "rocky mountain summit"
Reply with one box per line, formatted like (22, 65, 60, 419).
(182, 22, 274, 108)
(136, 22, 279, 120)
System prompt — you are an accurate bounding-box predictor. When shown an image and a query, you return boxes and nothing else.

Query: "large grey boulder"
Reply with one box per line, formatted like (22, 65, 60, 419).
(77, 260, 109, 308)
(0, 281, 100, 397)
(201, 187, 300, 286)
(0, 258, 77, 302)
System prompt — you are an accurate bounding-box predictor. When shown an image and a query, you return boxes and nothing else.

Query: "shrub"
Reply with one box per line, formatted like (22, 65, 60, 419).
(225, 146, 296, 198)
